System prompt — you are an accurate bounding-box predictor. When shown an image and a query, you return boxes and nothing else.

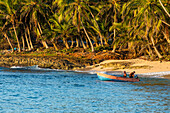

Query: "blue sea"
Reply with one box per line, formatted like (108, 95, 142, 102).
(0, 66, 169, 113)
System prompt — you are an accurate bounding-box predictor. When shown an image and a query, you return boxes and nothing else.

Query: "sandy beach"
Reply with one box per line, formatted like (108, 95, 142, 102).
(85, 58, 170, 79)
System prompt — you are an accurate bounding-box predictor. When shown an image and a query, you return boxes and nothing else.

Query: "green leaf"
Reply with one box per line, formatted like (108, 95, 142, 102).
(58, 14, 63, 23)
(156, 20, 162, 31)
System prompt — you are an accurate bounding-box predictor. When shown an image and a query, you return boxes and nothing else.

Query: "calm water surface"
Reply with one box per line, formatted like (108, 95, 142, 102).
(0, 67, 169, 113)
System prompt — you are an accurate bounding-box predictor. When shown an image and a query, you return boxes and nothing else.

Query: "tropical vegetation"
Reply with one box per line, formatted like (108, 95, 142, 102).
(0, 0, 169, 60)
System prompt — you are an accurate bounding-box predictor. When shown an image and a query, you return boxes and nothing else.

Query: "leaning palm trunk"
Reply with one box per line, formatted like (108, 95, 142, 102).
(20, 28, 25, 51)
(163, 26, 170, 44)
(51, 37, 58, 51)
(37, 22, 49, 49)
(158, 0, 170, 17)
(150, 28, 163, 59)
(80, 20, 94, 52)
(76, 37, 80, 47)
(63, 38, 70, 49)
(85, 37, 89, 48)
(3, 33, 14, 52)
(12, 21, 21, 52)
(24, 28, 31, 51)
(21, 35, 25, 51)
(112, 43, 117, 53)
(41, 40, 49, 49)
(150, 36, 163, 59)
(104, 38, 109, 45)
(89, 9, 103, 46)
(80, 36, 87, 49)
(145, 25, 153, 57)
(52, 42, 58, 51)
(113, 5, 117, 45)
(27, 27, 34, 49)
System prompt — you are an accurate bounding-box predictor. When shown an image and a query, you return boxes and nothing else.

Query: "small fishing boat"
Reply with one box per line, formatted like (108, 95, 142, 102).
(97, 72, 140, 82)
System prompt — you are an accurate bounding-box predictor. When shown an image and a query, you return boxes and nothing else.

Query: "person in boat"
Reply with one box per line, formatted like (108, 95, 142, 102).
(135, 75, 138, 79)
(123, 71, 127, 77)
(129, 71, 135, 78)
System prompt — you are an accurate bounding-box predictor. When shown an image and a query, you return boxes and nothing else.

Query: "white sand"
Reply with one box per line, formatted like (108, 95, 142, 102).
(85, 58, 170, 79)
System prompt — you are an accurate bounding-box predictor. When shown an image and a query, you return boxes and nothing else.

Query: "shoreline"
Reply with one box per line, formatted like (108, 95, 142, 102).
(81, 58, 170, 79)
(0, 55, 170, 79)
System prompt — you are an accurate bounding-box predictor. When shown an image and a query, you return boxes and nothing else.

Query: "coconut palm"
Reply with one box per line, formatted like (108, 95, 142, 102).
(55, 0, 95, 52)
(96, 0, 121, 51)
(125, 0, 169, 58)
(47, 14, 76, 49)
(0, 0, 21, 52)
(158, 0, 170, 17)
(20, 0, 51, 49)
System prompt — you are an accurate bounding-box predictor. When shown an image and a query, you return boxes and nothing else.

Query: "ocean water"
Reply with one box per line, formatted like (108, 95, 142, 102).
(0, 66, 169, 113)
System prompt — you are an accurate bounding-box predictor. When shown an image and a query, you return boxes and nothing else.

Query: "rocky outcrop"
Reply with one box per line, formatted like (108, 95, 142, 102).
(0, 55, 98, 70)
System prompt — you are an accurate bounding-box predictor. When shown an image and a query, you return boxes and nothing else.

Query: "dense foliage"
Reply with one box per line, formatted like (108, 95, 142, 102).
(0, 0, 169, 59)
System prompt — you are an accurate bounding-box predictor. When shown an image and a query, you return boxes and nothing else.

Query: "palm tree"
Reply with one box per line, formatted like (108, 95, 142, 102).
(47, 14, 76, 49)
(158, 0, 170, 17)
(20, 0, 51, 49)
(96, 0, 121, 52)
(0, 18, 14, 52)
(55, 0, 95, 52)
(0, 0, 21, 52)
(126, 0, 166, 58)
(2, 32, 14, 52)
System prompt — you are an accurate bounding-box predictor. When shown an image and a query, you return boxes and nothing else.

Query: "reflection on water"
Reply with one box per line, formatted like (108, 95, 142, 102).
(0, 67, 169, 112)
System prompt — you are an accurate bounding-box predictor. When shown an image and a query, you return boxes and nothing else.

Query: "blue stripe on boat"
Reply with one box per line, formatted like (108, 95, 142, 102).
(97, 75, 127, 82)
(97, 75, 113, 81)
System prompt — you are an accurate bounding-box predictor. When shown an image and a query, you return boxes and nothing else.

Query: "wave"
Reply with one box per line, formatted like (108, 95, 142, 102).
(8, 65, 170, 79)
(73, 70, 123, 75)
(10, 65, 39, 69)
(10, 65, 64, 72)
(139, 71, 170, 78)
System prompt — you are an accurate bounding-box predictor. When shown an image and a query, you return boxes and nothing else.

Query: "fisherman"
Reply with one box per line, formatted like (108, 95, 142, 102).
(123, 71, 127, 77)
(135, 75, 139, 79)
(129, 71, 135, 78)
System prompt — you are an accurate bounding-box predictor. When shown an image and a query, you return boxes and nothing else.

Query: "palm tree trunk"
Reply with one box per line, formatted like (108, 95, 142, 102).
(3, 33, 14, 52)
(27, 26, 34, 49)
(150, 36, 163, 59)
(51, 37, 58, 51)
(89, 9, 103, 46)
(145, 26, 153, 56)
(41, 40, 49, 49)
(77, 11, 84, 49)
(12, 21, 21, 52)
(85, 37, 89, 48)
(104, 38, 109, 45)
(80, 19, 94, 52)
(52, 42, 58, 51)
(158, 0, 170, 17)
(112, 44, 117, 53)
(21, 35, 25, 51)
(112, 36, 117, 53)
(113, 5, 117, 42)
(112, 3, 120, 52)
(80, 36, 87, 49)
(25, 29, 31, 51)
(37, 22, 49, 49)
(163, 32, 170, 44)
(163, 26, 170, 44)
(63, 38, 70, 49)
(70, 38, 74, 48)
(76, 37, 79, 47)
(150, 29, 163, 59)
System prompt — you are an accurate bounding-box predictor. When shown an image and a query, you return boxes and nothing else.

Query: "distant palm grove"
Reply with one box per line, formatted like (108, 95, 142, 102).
(0, 0, 169, 59)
